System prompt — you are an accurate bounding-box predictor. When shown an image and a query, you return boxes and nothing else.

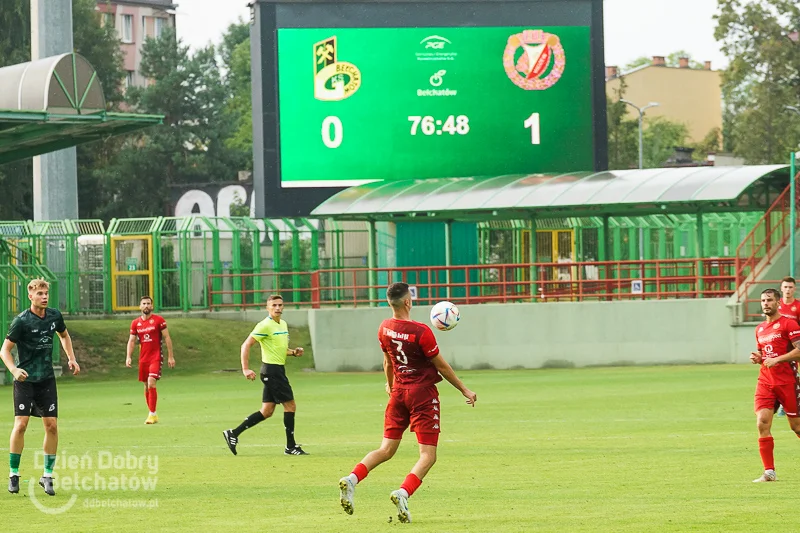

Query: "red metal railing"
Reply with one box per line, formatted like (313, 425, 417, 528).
(207, 258, 736, 310)
(740, 279, 798, 321)
(735, 174, 800, 299)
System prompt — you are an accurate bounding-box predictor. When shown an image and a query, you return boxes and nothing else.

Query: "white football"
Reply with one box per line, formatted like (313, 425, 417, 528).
(430, 301, 460, 331)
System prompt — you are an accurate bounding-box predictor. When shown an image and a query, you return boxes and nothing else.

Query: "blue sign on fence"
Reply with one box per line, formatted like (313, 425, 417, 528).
(631, 280, 643, 294)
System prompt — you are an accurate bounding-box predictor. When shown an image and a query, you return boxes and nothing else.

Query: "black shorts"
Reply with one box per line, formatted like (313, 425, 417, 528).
(14, 377, 58, 418)
(260, 364, 294, 404)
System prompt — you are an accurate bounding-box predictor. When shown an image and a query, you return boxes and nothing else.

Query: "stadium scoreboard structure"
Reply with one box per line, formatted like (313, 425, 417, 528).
(250, 0, 606, 217)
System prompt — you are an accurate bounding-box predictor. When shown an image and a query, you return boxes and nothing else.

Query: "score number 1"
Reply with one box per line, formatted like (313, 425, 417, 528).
(524, 113, 540, 145)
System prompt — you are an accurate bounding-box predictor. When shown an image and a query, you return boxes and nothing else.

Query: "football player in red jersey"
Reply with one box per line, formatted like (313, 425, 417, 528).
(778, 276, 800, 322)
(338, 282, 477, 523)
(750, 288, 800, 482)
(126, 296, 175, 424)
(775, 277, 799, 417)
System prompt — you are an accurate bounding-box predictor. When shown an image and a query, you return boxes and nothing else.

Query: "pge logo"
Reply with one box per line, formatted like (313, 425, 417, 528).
(416, 36, 456, 62)
(421, 35, 451, 49)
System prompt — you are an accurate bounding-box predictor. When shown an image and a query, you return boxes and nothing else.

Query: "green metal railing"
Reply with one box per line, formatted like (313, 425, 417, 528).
(0, 237, 60, 385)
(0, 212, 768, 317)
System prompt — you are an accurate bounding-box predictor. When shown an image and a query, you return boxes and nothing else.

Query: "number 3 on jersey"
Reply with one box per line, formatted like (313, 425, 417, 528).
(392, 340, 408, 364)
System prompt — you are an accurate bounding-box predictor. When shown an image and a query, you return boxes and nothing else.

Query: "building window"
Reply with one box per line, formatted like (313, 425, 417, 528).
(125, 71, 135, 89)
(102, 13, 113, 28)
(121, 14, 133, 43)
(154, 18, 166, 38)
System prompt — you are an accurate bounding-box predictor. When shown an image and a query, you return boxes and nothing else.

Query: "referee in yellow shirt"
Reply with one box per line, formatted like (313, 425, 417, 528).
(223, 294, 309, 456)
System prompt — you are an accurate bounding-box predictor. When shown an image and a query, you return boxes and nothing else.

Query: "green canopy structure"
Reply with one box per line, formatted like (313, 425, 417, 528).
(311, 165, 790, 221)
(311, 165, 790, 303)
(0, 52, 162, 165)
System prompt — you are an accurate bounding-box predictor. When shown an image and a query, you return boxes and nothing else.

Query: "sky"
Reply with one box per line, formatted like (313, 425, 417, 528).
(175, 0, 729, 71)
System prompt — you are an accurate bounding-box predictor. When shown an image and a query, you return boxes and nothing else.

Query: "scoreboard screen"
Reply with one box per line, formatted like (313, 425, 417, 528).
(251, 0, 606, 217)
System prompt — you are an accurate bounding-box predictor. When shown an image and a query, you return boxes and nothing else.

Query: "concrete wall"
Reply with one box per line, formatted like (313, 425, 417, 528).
(308, 299, 736, 372)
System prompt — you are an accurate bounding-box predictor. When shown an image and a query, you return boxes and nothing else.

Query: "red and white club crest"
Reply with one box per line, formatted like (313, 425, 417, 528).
(503, 30, 566, 91)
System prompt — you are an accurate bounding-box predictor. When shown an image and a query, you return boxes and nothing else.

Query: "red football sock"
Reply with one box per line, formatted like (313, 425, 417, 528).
(145, 388, 151, 411)
(150, 388, 158, 413)
(758, 436, 775, 471)
(401, 473, 423, 497)
(352, 463, 369, 483)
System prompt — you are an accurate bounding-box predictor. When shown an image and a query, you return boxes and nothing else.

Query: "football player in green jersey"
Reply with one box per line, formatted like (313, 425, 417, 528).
(0, 279, 80, 496)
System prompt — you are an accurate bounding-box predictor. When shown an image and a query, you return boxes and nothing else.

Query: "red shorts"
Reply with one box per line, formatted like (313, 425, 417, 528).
(384, 385, 440, 446)
(755, 381, 800, 417)
(138, 357, 163, 383)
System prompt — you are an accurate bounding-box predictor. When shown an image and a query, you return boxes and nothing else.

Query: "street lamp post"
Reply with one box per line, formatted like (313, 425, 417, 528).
(621, 99, 660, 169)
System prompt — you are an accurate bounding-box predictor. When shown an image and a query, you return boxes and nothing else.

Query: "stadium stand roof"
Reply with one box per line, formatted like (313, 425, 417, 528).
(0, 53, 162, 165)
(311, 165, 790, 221)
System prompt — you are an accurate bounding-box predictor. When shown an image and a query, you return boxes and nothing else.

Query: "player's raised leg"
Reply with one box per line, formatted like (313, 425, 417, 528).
(339, 437, 401, 515)
(8, 416, 28, 494)
(223, 402, 273, 455)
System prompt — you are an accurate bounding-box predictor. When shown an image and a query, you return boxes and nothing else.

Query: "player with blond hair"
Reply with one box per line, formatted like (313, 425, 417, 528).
(0, 279, 80, 496)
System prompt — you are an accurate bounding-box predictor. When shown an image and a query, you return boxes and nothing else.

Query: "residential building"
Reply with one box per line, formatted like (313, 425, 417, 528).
(96, 0, 177, 89)
(605, 56, 723, 144)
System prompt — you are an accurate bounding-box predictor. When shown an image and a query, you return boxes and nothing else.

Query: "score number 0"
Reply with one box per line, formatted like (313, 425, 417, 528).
(321, 116, 343, 149)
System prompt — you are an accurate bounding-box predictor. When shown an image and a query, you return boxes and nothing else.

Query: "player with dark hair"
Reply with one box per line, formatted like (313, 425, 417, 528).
(1, 278, 80, 496)
(126, 296, 175, 424)
(750, 288, 800, 482)
(779, 277, 799, 321)
(338, 282, 477, 523)
(775, 277, 798, 417)
(222, 294, 308, 456)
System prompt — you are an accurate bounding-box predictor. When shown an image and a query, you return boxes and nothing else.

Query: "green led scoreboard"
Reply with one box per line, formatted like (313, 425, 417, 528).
(250, 0, 607, 217)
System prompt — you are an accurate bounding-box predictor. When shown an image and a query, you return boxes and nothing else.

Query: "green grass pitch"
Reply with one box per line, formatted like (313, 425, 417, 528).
(1, 363, 799, 532)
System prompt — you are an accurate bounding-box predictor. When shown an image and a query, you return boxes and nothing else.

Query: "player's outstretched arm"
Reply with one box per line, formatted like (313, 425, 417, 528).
(0, 339, 27, 381)
(126, 334, 136, 367)
(56, 329, 80, 375)
(163, 328, 176, 368)
(431, 354, 477, 407)
(241, 335, 257, 380)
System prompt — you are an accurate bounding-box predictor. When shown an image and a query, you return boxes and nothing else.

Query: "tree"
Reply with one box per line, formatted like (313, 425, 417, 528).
(690, 127, 722, 160)
(642, 117, 689, 167)
(95, 29, 249, 218)
(606, 80, 639, 169)
(715, 0, 800, 163)
(73, 0, 126, 218)
(221, 23, 253, 168)
(607, 79, 691, 169)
